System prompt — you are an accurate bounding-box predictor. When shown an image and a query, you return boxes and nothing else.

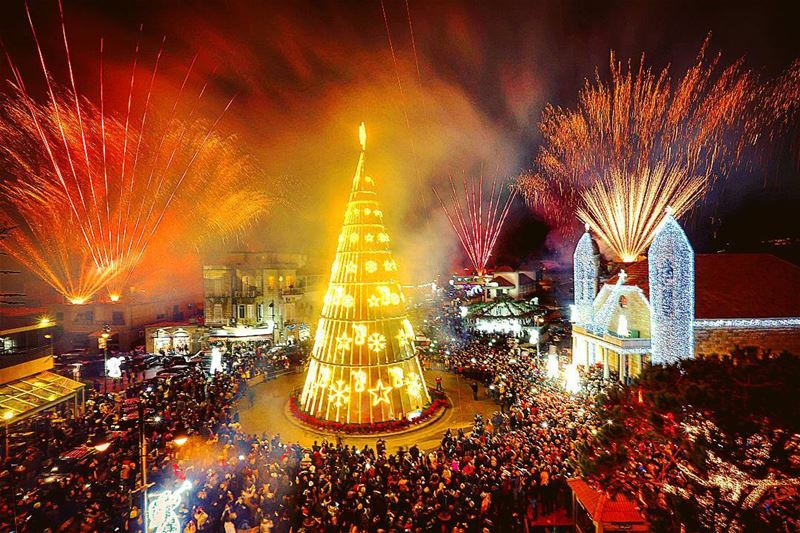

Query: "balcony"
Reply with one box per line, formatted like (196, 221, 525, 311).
(234, 289, 261, 299)
(280, 287, 304, 297)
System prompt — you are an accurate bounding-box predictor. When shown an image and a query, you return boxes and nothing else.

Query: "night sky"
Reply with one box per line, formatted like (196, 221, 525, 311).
(1, 0, 798, 292)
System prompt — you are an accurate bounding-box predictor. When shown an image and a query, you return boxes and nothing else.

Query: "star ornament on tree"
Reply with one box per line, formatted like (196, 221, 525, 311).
(367, 294, 380, 308)
(328, 380, 351, 408)
(335, 332, 353, 352)
(365, 260, 378, 273)
(368, 379, 392, 406)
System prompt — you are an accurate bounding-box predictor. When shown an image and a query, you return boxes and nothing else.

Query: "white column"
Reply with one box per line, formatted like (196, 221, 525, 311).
(620, 353, 627, 383)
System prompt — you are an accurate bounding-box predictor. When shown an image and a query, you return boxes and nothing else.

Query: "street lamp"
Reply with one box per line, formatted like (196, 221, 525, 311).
(88, 430, 112, 454)
(101, 324, 111, 394)
(4, 410, 18, 531)
(3, 410, 13, 458)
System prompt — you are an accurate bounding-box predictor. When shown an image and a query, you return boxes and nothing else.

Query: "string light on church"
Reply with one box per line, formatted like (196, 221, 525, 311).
(573, 226, 599, 327)
(649, 208, 694, 363)
(298, 123, 431, 425)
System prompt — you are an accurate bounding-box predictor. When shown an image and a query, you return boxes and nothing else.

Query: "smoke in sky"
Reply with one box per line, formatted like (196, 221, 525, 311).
(1, 0, 798, 304)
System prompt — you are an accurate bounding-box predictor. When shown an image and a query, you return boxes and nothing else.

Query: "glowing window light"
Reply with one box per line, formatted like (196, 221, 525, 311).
(148, 480, 192, 533)
(616, 314, 629, 337)
(546, 353, 560, 379)
(564, 363, 581, 394)
(649, 209, 694, 363)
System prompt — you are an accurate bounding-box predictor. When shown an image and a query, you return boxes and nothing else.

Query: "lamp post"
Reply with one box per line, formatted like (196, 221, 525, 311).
(4, 410, 18, 532)
(3, 410, 13, 459)
(101, 324, 111, 394)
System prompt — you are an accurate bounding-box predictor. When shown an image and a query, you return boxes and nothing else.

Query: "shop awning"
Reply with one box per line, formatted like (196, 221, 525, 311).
(0, 371, 84, 422)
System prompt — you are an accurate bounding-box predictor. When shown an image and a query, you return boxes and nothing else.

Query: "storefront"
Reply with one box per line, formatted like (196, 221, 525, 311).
(144, 323, 204, 354)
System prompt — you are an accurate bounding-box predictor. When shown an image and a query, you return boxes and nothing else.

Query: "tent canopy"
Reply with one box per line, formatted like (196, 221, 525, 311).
(0, 370, 84, 423)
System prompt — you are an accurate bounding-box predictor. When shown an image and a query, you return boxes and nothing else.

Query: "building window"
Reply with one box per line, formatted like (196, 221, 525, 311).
(256, 303, 263, 322)
(212, 304, 223, 323)
(75, 311, 94, 323)
(619, 295, 628, 308)
(112, 311, 125, 325)
(238, 305, 246, 319)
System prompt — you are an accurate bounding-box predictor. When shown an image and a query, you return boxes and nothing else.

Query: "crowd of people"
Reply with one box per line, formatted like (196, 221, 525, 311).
(2, 315, 605, 532)
(167, 331, 601, 532)
(0, 343, 279, 532)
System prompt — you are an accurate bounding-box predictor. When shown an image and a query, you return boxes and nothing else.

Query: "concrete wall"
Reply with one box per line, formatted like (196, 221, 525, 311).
(694, 327, 800, 357)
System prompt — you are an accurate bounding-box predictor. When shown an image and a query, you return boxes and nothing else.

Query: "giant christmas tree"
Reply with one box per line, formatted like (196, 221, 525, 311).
(299, 124, 431, 425)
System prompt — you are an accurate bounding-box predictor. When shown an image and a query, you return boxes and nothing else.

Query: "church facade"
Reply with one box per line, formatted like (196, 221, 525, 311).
(571, 213, 800, 382)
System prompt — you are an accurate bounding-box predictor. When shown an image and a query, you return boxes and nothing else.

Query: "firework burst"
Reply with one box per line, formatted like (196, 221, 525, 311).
(516, 38, 781, 258)
(434, 176, 517, 276)
(0, 1, 273, 303)
(577, 164, 705, 262)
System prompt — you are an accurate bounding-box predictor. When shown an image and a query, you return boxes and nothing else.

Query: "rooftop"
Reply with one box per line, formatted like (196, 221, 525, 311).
(605, 253, 800, 320)
(467, 298, 545, 319)
(567, 478, 648, 530)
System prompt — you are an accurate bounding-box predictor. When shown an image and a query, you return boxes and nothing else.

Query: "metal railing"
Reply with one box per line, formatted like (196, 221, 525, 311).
(0, 345, 53, 369)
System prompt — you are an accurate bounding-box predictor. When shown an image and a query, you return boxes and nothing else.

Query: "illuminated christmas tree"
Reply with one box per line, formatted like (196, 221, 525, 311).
(299, 123, 431, 425)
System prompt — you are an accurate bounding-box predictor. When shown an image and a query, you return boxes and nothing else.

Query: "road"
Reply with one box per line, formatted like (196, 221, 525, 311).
(235, 369, 498, 452)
